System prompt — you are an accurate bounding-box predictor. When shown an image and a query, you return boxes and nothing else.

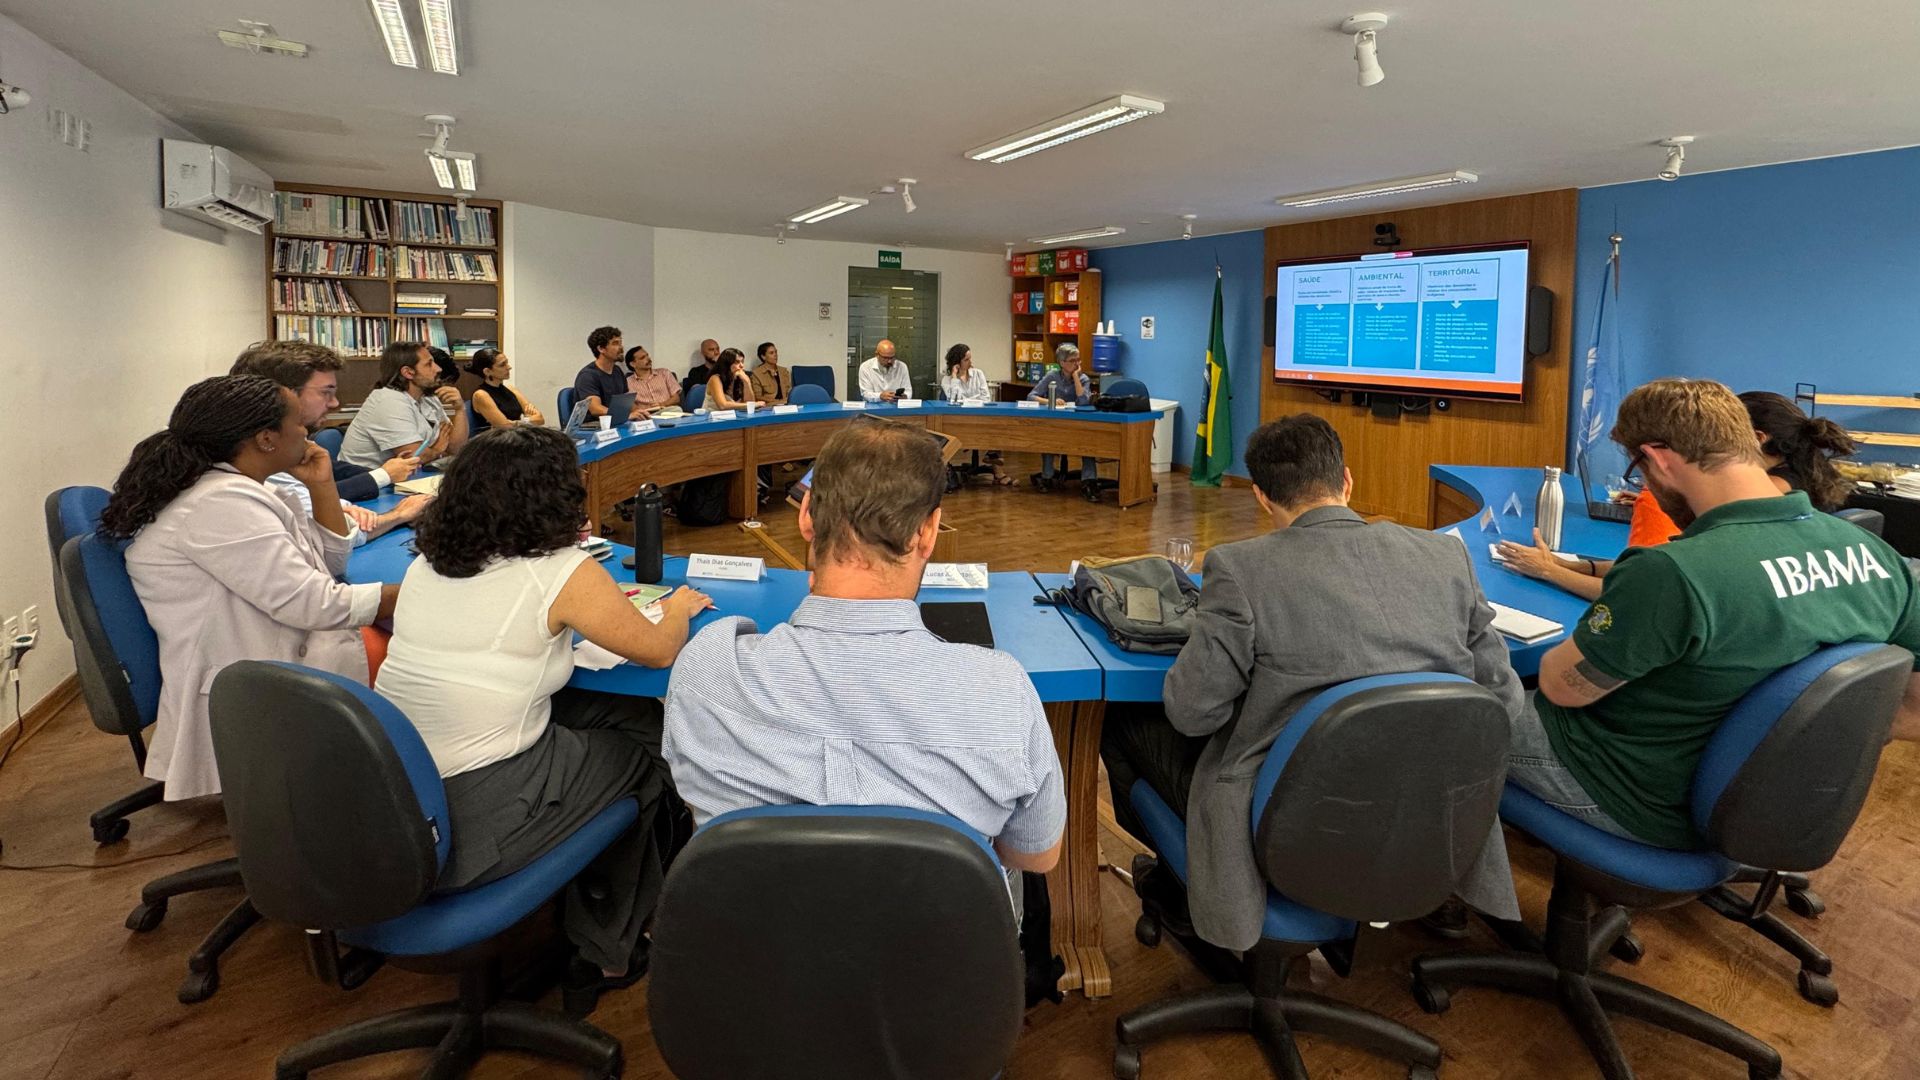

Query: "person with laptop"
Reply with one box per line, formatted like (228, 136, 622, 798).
(663, 417, 1065, 881)
(1499, 390, 1860, 601)
(1514, 378, 1920, 849)
(574, 325, 645, 422)
(1099, 413, 1526, 950)
(341, 341, 469, 469)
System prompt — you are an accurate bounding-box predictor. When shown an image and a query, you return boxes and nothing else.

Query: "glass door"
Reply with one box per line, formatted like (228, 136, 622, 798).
(846, 268, 940, 397)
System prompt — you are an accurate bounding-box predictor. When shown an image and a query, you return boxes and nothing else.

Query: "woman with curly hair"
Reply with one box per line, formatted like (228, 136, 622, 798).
(100, 375, 398, 801)
(373, 424, 711, 989)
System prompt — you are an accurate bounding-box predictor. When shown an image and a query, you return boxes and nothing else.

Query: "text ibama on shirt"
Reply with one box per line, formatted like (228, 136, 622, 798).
(1759, 543, 1894, 599)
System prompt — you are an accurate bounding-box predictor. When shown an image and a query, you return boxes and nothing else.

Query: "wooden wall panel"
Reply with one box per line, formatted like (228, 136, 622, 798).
(1261, 189, 1577, 526)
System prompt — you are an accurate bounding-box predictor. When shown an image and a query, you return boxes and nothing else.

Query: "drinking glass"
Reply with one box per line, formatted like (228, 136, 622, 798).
(1165, 537, 1195, 571)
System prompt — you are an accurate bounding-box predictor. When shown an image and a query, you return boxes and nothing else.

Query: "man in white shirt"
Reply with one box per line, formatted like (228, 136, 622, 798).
(341, 341, 469, 470)
(857, 338, 914, 403)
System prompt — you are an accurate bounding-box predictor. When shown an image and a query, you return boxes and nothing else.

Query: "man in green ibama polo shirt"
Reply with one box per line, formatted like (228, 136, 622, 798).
(1509, 378, 1920, 849)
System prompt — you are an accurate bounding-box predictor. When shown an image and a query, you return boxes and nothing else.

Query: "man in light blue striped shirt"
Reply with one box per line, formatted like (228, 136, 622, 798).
(663, 418, 1065, 875)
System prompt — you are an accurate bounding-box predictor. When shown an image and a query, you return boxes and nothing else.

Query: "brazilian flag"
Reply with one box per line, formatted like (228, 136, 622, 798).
(1192, 268, 1233, 486)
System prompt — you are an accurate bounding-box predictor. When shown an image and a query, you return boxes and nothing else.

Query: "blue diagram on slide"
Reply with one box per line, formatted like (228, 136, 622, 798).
(1290, 269, 1352, 367)
(1350, 265, 1418, 369)
(1417, 259, 1500, 373)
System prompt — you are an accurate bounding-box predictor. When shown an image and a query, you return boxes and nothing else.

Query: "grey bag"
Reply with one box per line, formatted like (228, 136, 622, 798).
(1050, 555, 1200, 654)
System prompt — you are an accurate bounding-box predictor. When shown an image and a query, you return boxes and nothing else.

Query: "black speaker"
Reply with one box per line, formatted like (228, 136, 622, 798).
(1264, 294, 1278, 347)
(1526, 285, 1554, 356)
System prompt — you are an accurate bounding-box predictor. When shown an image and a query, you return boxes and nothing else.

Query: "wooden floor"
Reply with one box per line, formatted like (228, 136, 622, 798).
(3, 465, 1918, 1080)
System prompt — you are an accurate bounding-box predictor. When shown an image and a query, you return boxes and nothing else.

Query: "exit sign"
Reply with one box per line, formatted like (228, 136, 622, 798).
(878, 249, 902, 269)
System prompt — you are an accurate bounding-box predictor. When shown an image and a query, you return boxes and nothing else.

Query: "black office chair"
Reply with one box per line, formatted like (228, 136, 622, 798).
(45, 487, 165, 845)
(59, 533, 259, 1003)
(1116, 674, 1509, 1078)
(1411, 643, 1912, 1079)
(649, 805, 1025, 1080)
(210, 661, 630, 1080)
(1083, 376, 1151, 503)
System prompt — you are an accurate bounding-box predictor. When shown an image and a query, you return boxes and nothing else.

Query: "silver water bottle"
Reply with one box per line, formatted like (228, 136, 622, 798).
(1536, 466, 1565, 550)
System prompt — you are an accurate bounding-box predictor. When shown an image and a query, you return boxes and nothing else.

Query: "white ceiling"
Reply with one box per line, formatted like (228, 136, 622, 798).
(7, 0, 1919, 252)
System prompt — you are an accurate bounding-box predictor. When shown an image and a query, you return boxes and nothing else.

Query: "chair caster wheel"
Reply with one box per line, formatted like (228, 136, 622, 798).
(1113, 1043, 1143, 1080)
(1134, 915, 1162, 949)
(126, 899, 168, 933)
(1411, 976, 1451, 1015)
(1408, 1066, 1439, 1080)
(1609, 930, 1645, 965)
(93, 818, 130, 845)
(1784, 888, 1825, 919)
(1797, 969, 1839, 1007)
(178, 967, 219, 1004)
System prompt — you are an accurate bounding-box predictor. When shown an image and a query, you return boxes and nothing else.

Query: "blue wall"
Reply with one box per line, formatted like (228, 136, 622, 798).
(1574, 145, 1920, 463)
(1092, 230, 1267, 477)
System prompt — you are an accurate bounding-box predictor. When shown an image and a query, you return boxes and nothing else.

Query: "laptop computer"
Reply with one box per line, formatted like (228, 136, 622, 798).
(563, 399, 594, 435)
(1577, 445, 1637, 523)
(607, 392, 637, 421)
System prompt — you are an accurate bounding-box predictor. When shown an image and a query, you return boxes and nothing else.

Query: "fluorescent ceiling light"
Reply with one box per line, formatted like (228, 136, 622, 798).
(452, 154, 476, 191)
(427, 154, 454, 189)
(967, 94, 1165, 164)
(419, 0, 459, 75)
(369, 0, 418, 68)
(1276, 170, 1479, 208)
(1027, 226, 1126, 245)
(789, 196, 868, 225)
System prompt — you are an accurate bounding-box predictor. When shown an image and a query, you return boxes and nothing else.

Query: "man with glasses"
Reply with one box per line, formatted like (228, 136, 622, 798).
(857, 338, 913, 403)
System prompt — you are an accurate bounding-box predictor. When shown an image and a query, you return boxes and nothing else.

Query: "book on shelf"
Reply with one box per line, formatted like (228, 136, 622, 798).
(275, 315, 390, 357)
(392, 200, 496, 246)
(274, 278, 363, 314)
(395, 291, 448, 315)
(395, 318, 452, 349)
(273, 237, 389, 277)
(273, 193, 390, 240)
(457, 308, 497, 318)
(396, 246, 498, 282)
(451, 338, 499, 360)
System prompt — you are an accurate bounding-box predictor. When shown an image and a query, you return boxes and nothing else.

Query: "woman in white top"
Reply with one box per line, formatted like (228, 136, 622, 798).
(939, 343, 1012, 485)
(100, 375, 398, 800)
(376, 424, 711, 987)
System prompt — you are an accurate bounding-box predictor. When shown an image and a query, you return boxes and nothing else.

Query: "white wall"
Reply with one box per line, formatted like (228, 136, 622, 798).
(651, 228, 1010, 398)
(0, 15, 263, 718)
(501, 201, 654, 414)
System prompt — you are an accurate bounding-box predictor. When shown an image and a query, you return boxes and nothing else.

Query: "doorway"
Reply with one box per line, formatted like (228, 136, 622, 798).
(846, 268, 940, 397)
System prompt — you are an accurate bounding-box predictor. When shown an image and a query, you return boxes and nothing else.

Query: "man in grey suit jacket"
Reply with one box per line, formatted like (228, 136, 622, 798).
(1103, 414, 1525, 951)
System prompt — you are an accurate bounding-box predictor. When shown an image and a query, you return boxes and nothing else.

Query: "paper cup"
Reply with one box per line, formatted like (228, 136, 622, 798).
(597, 415, 612, 431)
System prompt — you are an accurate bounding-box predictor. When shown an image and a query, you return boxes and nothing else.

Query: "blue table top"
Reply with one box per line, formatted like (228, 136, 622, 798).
(1031, 572, 1176, 703)
(1429, 465, 1631, 676)
(571, 399, 1156, 464)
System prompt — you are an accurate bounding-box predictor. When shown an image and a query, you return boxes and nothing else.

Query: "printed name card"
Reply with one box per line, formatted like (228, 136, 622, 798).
(921, 562, 990, 589)
(708, 409, 738, 422)
(586, 429, 621, 446)
(771, 404, 801, 415)
(842, 400, 867, 410)
(687, 553, 765, 581)
(1501, 491, 1525, 517)
(1016, 399, 1043, 409)
(894, 398, 923, 409)
(624, 419, 657, 435)
(1477, 506, 1501, 536)
(960, 399, 987, 408)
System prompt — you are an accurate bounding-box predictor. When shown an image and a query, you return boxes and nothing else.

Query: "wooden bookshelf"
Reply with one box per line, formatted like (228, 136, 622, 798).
(266, 182, 506, 405)
(1004, 260, 1103, 402)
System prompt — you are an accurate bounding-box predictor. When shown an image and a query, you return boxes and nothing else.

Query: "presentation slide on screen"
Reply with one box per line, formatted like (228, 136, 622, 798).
(1273, 245, 1530, 398)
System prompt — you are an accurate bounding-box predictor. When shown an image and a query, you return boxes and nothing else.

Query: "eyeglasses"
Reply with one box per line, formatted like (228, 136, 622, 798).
(1623, 441, 1669, 484)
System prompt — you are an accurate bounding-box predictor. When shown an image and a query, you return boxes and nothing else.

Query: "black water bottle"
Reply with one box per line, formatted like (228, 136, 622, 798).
(622, 483, 665, 583)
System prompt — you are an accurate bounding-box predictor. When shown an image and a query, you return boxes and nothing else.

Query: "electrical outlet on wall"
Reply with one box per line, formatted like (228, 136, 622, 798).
(1, 616, 16, 643)
(21, 607, 38, 636)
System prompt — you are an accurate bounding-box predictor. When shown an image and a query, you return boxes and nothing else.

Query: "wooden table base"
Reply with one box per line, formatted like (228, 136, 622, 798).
(1045, 698, 1113, 997)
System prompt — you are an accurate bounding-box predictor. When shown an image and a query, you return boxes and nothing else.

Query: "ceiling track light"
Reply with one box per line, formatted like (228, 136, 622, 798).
(1180, 214, 1197, 241)
(453, 194, 470, 222)
(369, 0, 418, 67)
(898, 178, 917, 213)
(1342, 13, 1388, 88)
(1027, 226, 1127, 245)
(1656, 136, 1694, 181)
(0, 76, 29, 114)
(1277, 170, 1479, 208)
(215, 20, 309, 57)
(419, 0, 459, 75)
(421, 114, 475, 191)
(789, 196, 869, 225)
(967, 94, 1165, 164)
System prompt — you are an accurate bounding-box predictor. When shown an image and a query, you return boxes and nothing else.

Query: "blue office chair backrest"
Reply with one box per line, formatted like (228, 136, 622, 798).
(1690, 642, 1910, 872)
(312, 427, 345, 460)
(1833, 507, 1885, 537)
(787, 383, 832, 406)
(683, 382, 707, 412)
(45, 486, 109, 636)
(209, 661, 452, 930)
(1250, 674, 1508, 924)
(465, 398, 482, 433)
(58, 533, 162, 738)
(791, 364, 834, 396)
(557, 387, 576, 424)
(649, 805, 1023, 1080)
(1103, 377, 1149, 398)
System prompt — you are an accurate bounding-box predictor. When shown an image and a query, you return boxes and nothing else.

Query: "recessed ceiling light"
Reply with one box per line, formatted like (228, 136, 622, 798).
(419, 0, 459, 75)
(1028, 226, 1127, 245)
(967, 94, 1165, 164)
(1276, 170, 1478, 208)
(368, 0, 418, 68)
(789, 196, 869, 225)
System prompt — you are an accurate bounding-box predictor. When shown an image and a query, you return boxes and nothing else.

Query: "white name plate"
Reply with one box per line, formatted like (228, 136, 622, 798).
(921, 562, 989, 589)
(708, 409, 738, 422)
(687, 553, 764, 581)
(842, 400, 868, 410)
(771, 404, 801, 415)
(1016, 399, 1044, 409)
(624, 419, 657, 435)
(895, 398, 923, 409)
(960, 399, 987, 407)
(586, 429, 621, 445)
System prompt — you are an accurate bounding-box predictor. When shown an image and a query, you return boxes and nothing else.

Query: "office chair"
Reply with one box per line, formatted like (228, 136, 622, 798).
(683, 382, 707, 412)
(209, 661, 631, 1080)
(311, 427, 344, 461)
(1080, 377, 1149, 503)
(556, 387, 577, 424)
(1410, 643, 1912, 1080)
(1116, 674, 1509, 1079)
(1835, 507, 1886, 537)
(45, 487, 164, 845)
(791, 364, 834, 397)
(649, 805, 1024, 1080)
(788, 382, 833, 406)
(59, 534, 259, 1004)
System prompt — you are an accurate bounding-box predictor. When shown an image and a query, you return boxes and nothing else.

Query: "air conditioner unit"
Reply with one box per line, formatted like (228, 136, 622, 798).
(161, 139, 274, 234)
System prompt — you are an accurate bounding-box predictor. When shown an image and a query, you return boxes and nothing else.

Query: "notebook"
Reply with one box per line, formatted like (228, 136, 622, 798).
(1488, 602, 1564, 645)
(394, 473, 442, 496)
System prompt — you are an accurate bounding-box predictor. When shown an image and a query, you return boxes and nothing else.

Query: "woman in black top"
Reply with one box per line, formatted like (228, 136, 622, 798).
(467, 348, 544, 430)
(1738, 391, 1857, 511)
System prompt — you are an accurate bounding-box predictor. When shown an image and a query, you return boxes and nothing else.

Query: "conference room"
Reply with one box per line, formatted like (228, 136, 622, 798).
(6, 3, 1920, 1078)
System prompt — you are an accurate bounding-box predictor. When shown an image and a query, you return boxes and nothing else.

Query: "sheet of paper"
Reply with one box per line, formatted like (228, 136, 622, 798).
(1489, 543, 1574, 564)
(920, 562, 990, 589)
(394, 473, 442, 496)
(572, 639, 626, 670)
(1487, 602, 1564, 644)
